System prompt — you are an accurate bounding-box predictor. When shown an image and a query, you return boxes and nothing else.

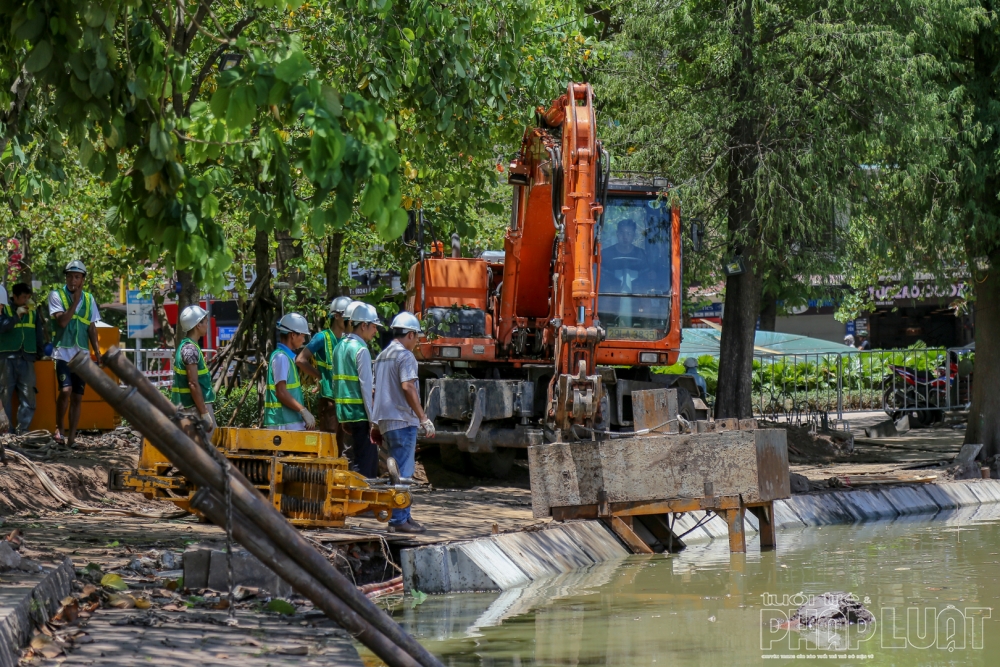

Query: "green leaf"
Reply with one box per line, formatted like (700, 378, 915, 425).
(201, 193, 220, 219)
(266, 599, 296, 615)
(402, 27, 415, 41)
(84, 4, 107, 28)
(90, 68, 114, 97)
(210, 87, 232, 118)
(24, 41, 53, 73)
(274, 49, 313, 83)
(101, 573, 128, 591)
(13, 12, 45, 41)
(381, 207, 408, 240)
(183, 212, 198, 233)
(226, 85, 256, 129)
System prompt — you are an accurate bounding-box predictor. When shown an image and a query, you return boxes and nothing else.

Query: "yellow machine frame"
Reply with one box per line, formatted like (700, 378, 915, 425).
(111, 427, 411, 528)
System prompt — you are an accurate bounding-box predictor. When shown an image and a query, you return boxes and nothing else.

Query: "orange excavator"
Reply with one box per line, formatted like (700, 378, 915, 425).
(405, 83, 707, 477)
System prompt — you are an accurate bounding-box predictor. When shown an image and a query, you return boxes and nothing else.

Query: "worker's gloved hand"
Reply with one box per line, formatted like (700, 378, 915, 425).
(300, 408, 317, 430)
(15, 306, 28, 316)
(200, 412, 215, 433)
(370, 424, 383, 446)
(418, 419, 436, 438)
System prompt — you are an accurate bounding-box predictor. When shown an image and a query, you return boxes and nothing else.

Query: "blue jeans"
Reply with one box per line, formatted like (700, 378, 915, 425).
(2, 356, 35, 433)
(383, 426, 417, 525)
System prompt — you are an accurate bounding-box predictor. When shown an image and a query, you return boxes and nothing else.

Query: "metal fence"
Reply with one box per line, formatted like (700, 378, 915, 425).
(119, 347, 219, 388)
(750, 347, 974, 424)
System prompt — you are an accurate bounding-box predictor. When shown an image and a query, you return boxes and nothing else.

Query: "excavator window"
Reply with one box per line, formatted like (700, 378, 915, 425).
(598, 196, 672, 341)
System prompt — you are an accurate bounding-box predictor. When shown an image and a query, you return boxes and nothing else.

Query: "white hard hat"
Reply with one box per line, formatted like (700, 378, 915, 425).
(179, 305, 209, 334)
(277, 313, 310, 335)
(683, 357, 698, 369)
(390, 311, 421, 333)
(65, 260, 87, 275)
(343, 300, 364, 321)
(350, 302, 382, 326)
(330, 296, 353, 315)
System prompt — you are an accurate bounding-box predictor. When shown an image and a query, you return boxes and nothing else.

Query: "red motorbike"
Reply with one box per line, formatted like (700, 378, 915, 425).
(882, 362, 954, 427)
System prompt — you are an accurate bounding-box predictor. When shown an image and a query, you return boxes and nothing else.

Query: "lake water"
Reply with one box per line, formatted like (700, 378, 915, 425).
(378, 505, 1000, 666)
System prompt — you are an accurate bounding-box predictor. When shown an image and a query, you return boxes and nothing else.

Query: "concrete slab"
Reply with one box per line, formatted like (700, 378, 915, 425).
(780, 493, 856, 525)
(880, 486, 940, 515)
(832, 488, 897, 521)
(962, 480, 1000, 504)
(400, 543, 504, 594)
(556, 522, 629, 563)
(921, 483, 961, 510)
(935, 482, 980, 507)
(491, 532, 578, 581)
(456, 540, 530, 590)
(771, 499, 807, 529)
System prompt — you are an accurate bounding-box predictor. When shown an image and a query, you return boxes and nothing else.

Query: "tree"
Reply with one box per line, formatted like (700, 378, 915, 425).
(0, 0, 595, 301)
(596, 0, 957, 417)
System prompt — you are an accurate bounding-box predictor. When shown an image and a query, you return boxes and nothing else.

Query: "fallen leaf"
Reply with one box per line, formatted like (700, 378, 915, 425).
(212, 599, 230, 610)
(100, 573, 128, 591)
(54, 601, 79, 623)
(134, 597, 152, 610)
(265, 599, 296, 616)
(81, 584, 98, 597)
(40, 645, 63, 659)
(30, 636, 53, 649)
(165, 578, 181, 591)
(107, 594, 135, 609)
(242, 638, 261, 647)
(60, 596, 77, 606)
(161, 604, 185, 612)
(275, 646, 308, 656)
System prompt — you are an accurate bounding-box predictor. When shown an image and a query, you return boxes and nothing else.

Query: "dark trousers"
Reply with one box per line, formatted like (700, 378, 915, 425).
(347, 421, 378, 478)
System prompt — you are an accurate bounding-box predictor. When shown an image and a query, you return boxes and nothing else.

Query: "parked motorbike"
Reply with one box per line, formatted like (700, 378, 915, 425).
(882, 363, 952, 427)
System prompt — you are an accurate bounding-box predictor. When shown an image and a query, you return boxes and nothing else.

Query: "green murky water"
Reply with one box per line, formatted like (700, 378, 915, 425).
(383, 506, 1000, 666)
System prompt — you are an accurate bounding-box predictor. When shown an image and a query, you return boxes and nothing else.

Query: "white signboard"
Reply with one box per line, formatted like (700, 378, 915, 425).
(126, 290, 155, 339)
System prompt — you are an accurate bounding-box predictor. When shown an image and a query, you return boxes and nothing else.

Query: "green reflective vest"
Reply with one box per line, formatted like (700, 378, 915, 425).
(171, 338, 216, 408)
(0, 306, 36, 354)
(54, 287, 94, 351)
(264, 345, 304, 426)
(332, 335, 367, 423)
(311, 329, 340, 400)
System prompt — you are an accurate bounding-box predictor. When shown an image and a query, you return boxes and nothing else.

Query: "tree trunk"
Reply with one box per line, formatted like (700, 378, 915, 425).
(16, 229, 30, 284)
(254, 229, 270, 289)
(175, 269, 200, 317)
(153, 289, 175, 348)
(714, 0, 761, 420)
(758, 293, 777, 331)
(274, 230, 303, 287)
(965, 261, 1000, 467)
(325, 232, 344, 302)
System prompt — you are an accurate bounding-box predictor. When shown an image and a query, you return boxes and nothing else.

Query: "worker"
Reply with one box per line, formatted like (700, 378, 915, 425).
(265, 313, 316, 431)
(0, 283, 44, 433)
(296, 295, 353, 435)
(49, 260, 101, 446)
(332, 301, 381, 478)
(683, 357, 708, 398)
(372, 311, 435, 534)
(171, 305, 216, 435)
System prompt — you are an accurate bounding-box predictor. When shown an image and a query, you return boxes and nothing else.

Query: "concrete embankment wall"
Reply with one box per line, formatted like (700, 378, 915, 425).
(401, 479, 1000, 594)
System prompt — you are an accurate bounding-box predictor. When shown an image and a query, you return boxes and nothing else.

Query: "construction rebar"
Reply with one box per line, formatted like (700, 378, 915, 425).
(74, 349, 442, 667)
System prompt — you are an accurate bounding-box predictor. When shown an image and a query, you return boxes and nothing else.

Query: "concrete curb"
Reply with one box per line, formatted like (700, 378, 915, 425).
(0, 556, 75, 667)
(401, 521, 628, 594)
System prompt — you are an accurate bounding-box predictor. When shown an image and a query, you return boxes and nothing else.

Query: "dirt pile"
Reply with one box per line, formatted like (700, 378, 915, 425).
(761, 421, 855, 464)
(0, 428, 177, 516)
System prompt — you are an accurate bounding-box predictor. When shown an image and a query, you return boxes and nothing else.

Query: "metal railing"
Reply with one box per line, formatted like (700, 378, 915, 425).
(119, 347, 219, 388)
(749, 347, 974, 425)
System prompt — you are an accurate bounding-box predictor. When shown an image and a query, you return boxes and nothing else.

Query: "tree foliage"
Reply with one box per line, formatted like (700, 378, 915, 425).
(0, 0, 595, 295)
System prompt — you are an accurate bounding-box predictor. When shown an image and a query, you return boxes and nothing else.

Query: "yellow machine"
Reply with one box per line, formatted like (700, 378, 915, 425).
(111, 427, 411, 527)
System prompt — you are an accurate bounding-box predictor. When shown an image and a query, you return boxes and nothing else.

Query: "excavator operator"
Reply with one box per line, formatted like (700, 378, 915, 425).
(602, 217, 648, 293)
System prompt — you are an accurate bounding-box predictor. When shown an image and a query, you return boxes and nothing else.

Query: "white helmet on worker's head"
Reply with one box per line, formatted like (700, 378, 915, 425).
(349, 302, 382, 327)
(390, 311, 421, 334)
(179, 305, 209, 335)
(683, 357, 699, 369)
(276, 313, 310, 336)
(343, 300, 364, 321)
(64, 260, 87, 275)
(329, 296, 353, 316)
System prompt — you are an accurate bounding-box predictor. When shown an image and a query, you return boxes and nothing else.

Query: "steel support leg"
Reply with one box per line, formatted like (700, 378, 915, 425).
(724, 506, 746, 553)
(605, 515, 654, 554)
(750, 502, 776, 550)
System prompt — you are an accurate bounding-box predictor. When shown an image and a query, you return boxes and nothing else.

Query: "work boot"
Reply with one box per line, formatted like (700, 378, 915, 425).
(389, 520, 426, 534)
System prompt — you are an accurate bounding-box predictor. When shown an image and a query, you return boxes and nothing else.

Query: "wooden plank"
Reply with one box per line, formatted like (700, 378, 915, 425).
(605, 516, 654, 554)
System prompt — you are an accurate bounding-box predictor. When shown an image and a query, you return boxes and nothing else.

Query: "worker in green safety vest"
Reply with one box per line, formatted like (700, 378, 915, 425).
(171, 305, 217, 435)
(331, 301, 382, 477)
(296, 295, 352, 438)
(264, 313, 317, 431)
(0, 283, 44, 434)
(47, 260, 101, 446)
